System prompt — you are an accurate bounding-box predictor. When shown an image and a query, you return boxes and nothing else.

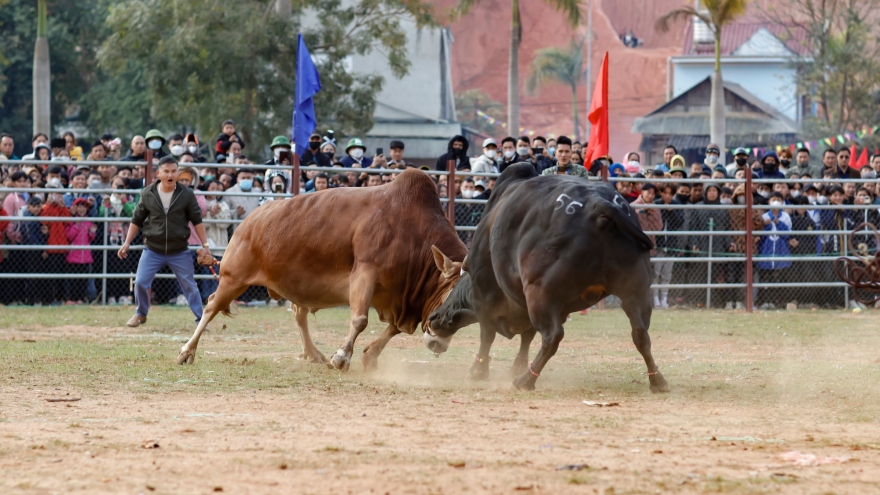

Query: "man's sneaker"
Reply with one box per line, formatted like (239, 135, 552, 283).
(107, 297, 117, 305)
(126, 314, 147, 327)
(175, 295, 187, 306)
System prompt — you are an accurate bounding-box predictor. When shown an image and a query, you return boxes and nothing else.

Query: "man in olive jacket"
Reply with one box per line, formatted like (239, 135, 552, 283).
(118, 156, 212, 327)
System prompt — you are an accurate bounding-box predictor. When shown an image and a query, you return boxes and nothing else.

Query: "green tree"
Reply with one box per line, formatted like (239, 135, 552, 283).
(526, 40, 583, 137)
(456, 0, 583, 136)
(762, 0, 880, 135)
(95, 0, 435, 157)
(455, 89, 506, 135)
(657, 0, 748, 161)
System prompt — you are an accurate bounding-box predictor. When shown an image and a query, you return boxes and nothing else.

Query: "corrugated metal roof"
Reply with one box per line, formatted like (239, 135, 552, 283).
(682, 21, 811, 57)
(642, 133, 798, 152)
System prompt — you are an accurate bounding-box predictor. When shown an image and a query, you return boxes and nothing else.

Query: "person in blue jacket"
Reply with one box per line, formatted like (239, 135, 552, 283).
(756, 191, 791, 308)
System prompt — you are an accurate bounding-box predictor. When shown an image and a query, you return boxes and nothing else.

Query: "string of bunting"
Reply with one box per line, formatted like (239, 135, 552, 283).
(735, 126, 880, 158)
(474, 109, 558, 139)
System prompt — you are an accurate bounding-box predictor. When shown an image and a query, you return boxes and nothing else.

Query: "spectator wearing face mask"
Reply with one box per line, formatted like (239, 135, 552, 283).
(498, 137, 519, 172)
(183, 134, 207, 163)
(435, 135, 470, 171)
(756, 192, 792, 309)
(299, 133, 330, 168)
(624, 152, 642, 174)
(726, 148, 750, 176)
(471, 138, 500, 176)
(341, 138, 373, 168)
(777, 148, 793, 175)
(225, 169, 261, 231)
(144, 129, 168, 161)
(652, 183, 684, 309)
(703, 143, 723, 170)
(688, 183, 733, 308)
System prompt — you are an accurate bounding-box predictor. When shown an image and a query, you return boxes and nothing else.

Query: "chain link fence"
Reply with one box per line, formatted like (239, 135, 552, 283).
(0, 158, 872, 310)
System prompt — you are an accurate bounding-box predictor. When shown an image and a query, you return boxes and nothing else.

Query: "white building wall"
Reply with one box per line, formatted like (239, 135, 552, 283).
(672, 60, 799, 122)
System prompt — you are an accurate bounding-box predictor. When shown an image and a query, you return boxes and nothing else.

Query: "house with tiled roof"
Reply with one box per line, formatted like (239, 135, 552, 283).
(671, 21, 811, 124)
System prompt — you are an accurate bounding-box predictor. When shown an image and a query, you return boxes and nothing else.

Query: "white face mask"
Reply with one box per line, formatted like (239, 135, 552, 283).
(461, 189, 474, 199)
(628, 160, 640, 169)
(790, 189, 802, 198)
(170, 145, 184, 156)
(350, 148, 364, 159)
(484, 149, 497, 159)
(705, 155, 718, 165)
(503, 150, 516, 159)
(252, 187, 262, 193)
(187, 145, 198, 154)
(147, 140, 162, 150)
(517, 147, 530, 157)
(770, 200, 782, 207)
(807, 195, 817, 204)
(736, 196, 746, 205)
(47, 177, 61, 188)
(758, 190, 771, 198)
(720, 198, 733, 205)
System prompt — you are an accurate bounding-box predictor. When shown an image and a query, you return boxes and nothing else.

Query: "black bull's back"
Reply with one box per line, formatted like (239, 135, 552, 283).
(428, 163, 669, 392)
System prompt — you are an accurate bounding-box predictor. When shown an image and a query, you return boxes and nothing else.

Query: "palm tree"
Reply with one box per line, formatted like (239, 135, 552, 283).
(656, 0, 748, 162)
(33, 0, 51, 137)
(456, 0, 584, 136)
(526, 41, 584, 137)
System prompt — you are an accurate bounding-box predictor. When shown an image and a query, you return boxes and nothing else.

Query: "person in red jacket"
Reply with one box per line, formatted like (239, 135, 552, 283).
(41, 187, 71, 303)
(65, 198, 97, 304)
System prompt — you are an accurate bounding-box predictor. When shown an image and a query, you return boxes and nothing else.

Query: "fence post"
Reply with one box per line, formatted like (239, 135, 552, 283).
(446, 159, 456, 226)
(601, 161, 609, 182)
(292, 153, 301, 196)
(745, 172, 754, 312)
(102, 204, 108, 305)
(144, 150, 153, 184)
(707, 217, 714, 309)
(843, 239, 849, 308)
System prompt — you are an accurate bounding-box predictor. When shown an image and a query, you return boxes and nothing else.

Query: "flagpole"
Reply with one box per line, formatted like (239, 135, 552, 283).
(292, 152, 300, 196)
(585, 0, 592, 141)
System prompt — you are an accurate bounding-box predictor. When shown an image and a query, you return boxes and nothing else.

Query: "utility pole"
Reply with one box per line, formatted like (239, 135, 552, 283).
(584, 0, 592, 141)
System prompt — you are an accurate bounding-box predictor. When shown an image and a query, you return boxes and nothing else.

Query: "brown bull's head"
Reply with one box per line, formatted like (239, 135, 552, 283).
(425, 247, 478, 355)
(422, 246, 467, 356)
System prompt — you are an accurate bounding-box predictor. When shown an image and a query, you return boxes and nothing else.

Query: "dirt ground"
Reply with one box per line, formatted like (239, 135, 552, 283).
(1, 306, 879, 494)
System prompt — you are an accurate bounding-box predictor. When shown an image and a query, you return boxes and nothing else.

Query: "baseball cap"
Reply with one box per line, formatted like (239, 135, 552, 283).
(482, 138, 498, 148)
(734, 147, 748, 156)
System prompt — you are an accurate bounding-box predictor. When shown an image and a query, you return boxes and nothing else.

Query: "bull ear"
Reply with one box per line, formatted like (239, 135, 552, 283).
(431, 245, 456, 278)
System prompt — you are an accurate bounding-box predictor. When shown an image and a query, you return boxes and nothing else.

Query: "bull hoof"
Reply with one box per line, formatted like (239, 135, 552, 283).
(177, 347, 196, 365)
(510, 359, 528, 377)
(298, 348, 330, 367)
(649, 373, 670, 393)
(330, 350, 351, 372)
(469, 362, 490, 381)
(362, 353, 379, 372)
(512, 374, 536, 391)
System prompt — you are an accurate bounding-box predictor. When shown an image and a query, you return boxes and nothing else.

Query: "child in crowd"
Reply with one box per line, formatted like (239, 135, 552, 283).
(215, 119, 245, 157)
(65, 198, 97, 304)
(41, 187, 71, 303)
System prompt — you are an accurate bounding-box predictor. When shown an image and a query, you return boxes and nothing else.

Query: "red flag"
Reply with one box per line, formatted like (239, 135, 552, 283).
(584, 52, 609, 165)
(850, 144, 857, 162)
(855, 147, 869, 169)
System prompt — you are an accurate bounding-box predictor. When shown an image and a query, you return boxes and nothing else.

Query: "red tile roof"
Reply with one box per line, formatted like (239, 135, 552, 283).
(682, 21, 811, 57)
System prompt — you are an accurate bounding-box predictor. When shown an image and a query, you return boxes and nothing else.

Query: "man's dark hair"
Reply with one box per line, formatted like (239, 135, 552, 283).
(797, 147, 810, 156)
(771, 191, 784, 200)
(791, 195, 809, 206)
(117, 166, 132, 175)
(721, 187, 733, 196)
(50, 138, 66, 149)
(837, 146, 851, 156)
(47, 166, 62, 175)
(157, 156, 179, 167)
(221, 119, 235, 129)
(235, 168, 253, 177)
(556, 136, 572, 147)
(573, 141, 582, 146)
(32, 133, 48, 143)
(0, 132, 13, 142)
(28, 195, 43, 206)
(10, 171, 27, 182)
(664, 145, 677, 154)
(169, 133, 184, 142)
(463, 177, 475, 184)
(828, 185, 845, 196)
(823, 147, 836, 157)
(641, 183, 655, 193)
(315, 173, 329, 181)
(533, 136, 547, 145)
(179, 152, 194, 160)
(100, 133, 114, 141)
(337, 174, 349, 185)
(71, 171, 86, 179)
(517, 136, 531, 145)
(501, 136, 516, 147)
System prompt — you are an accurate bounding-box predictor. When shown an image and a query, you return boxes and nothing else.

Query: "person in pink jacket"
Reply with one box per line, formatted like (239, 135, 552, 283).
(65, 198, 97, 304)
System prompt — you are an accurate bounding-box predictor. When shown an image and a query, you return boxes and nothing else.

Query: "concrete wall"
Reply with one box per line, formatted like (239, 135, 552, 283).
(672, 59, 799, 122)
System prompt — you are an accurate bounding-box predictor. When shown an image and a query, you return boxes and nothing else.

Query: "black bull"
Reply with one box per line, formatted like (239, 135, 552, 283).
(427, 163, 669, 392)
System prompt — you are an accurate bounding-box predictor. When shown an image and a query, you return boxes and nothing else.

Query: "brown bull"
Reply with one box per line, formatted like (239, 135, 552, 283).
(176, 169, 467, 370)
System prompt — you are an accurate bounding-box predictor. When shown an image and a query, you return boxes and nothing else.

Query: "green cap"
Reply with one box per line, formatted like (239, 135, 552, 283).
(270, 135, 291, 149)
(144, 129, 166, 146)
(345, 138, 366, 153)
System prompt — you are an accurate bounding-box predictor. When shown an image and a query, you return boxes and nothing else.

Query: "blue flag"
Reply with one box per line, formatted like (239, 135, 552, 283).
(293, 34, 322, 154)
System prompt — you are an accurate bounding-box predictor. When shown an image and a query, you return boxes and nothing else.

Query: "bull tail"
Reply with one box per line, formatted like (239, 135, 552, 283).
(596, 199, 654, 252)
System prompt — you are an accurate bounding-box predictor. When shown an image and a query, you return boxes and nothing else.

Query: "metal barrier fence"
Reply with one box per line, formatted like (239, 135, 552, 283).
(0, 157, 875, 311)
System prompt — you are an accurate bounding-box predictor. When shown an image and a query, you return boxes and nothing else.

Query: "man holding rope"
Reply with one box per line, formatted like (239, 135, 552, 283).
(118, 156, 214, 327)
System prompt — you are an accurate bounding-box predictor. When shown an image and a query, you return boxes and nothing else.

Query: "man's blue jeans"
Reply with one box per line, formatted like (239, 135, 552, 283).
(134, 248, 203, 321)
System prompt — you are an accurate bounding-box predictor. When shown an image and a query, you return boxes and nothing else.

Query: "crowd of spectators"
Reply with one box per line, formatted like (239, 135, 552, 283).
(2, 121, 879, 309)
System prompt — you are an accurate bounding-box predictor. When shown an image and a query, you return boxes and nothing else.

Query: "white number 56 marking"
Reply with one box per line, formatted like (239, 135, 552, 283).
(555, 193, 584, 215)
